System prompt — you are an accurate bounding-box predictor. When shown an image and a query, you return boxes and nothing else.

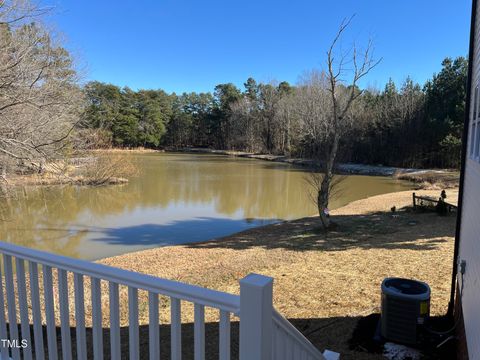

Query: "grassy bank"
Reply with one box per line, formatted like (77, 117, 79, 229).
(394, 170, 460, 189)
(2, 153, 137, 189)
(89, 147, 162, 154)
(5, 173, 128, 187)
(94, 188, 458, 359)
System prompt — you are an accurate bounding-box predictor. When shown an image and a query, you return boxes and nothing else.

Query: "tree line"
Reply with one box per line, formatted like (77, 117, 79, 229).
(0, 0, 468, 195)
(81, 58, 467, 169)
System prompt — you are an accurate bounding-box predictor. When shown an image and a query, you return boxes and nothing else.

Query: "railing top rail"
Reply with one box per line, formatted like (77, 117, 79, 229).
(273, 310, 325, 360)
(0, 241, 240, 313)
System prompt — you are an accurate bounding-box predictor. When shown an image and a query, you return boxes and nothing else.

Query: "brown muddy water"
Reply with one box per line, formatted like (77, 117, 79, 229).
(0, 153, 412, 260)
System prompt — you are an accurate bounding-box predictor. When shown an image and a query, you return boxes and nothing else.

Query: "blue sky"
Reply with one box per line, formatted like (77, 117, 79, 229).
(45, 0, 471, 93)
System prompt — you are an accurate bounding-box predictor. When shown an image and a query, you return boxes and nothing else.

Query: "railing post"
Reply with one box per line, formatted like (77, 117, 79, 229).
(239, 273, 273, 360)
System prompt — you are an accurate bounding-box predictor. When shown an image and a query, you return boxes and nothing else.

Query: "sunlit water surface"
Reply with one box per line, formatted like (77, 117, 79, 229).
(0, 153, 412, 260)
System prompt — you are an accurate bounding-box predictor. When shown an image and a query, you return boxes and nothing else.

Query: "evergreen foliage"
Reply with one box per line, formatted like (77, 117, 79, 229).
(82, 56, 468, 169)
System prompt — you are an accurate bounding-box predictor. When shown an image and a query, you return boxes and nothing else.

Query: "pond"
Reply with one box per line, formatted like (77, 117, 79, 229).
(0, 153, 412, 260)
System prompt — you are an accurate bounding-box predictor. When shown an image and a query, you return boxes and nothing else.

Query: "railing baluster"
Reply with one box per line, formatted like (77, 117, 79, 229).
(286, 334, 294, 360)
(148, 292, 159, 359)
(128, 287, 139, 360)
(219, 310, 230, 360)
(277, 328, 286, 360)
(287, 336, 296, 359)
(194, 304, 205, 360)
(58, 269, 72, 359)
(293, 342, 302, 360)
(301, 349, 307, 360)
(0, 262, 10, 360)
(28, 262, 44, 360)
(290, 337, 297, 360)
(272, 325, 277, 360)
(15, 258, 32, 360)
(285, 334, 290, 360)
(109, 282, 121, 359)
(171, 297, 181, 360)
(280, 330, 288, 360)
(74, 273, 87, 360)
(4, 254, 20, 360)
(43, 264, 58, 360)
(91, 277, 103, 360)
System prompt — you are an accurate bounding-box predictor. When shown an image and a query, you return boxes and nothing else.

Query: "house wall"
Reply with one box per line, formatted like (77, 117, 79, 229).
(455, 282, 469, 360)
(458, 1, 480, 358)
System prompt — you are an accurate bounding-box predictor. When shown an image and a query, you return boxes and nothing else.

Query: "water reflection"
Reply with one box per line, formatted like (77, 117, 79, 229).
(0, 153, 412, 260)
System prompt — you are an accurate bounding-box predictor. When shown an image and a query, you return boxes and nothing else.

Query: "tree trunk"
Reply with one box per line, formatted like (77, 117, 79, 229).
(317, 170, 331, 228)
(286, 114, 291, 156)
(316, 135, 339, 230)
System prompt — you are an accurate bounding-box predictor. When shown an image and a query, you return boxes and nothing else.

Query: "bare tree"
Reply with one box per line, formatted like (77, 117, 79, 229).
(230, 97, 260, 152)
(296, 17, 381, 228)
(276, 91, 298, 155)
(258, 83, 282, 153)
(229, 80, 294, 154)
(0, 0, 83, 182)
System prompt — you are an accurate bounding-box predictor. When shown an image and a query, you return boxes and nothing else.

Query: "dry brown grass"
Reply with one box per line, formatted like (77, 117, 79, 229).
(89, 148, 162, 154)
(78, 154, 138, 186)
(5, 154, 138, 188)
(94, 189, 458, 359)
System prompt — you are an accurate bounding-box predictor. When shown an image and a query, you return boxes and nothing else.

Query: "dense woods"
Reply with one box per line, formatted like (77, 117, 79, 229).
(82, 56, 467, 169)
(0, 0, 468, 193)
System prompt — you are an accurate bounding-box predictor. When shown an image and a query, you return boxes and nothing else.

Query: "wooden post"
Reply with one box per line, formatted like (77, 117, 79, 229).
(239, 273, 273, 360)
(412, 192, 416, 210)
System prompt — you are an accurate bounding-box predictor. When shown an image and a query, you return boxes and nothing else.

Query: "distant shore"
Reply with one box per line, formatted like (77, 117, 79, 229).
(166, 147, 460, 188)
(5, 147, 458, 189)
(90, 146, 460, 188)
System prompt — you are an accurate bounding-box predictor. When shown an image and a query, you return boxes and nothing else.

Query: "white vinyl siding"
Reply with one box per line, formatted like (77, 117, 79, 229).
(459, 0, 480, 358)
(471, 85, 480, 160)
(471, 123, 477, 156)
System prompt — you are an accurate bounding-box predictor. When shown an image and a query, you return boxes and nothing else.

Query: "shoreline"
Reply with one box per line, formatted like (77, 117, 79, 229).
(5, 174, 128, 187)
(168, 147, 412, 176)
(167, 147, 460, 187)
(3, 148, 459, 189)
(167, 147, 439, 175)
(100, 187, 459, 263)
(98, 188, 458, 358)
(89, 146, 455, 177)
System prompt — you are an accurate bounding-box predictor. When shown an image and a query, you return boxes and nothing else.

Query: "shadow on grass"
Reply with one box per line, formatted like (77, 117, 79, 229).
(183, 209, 456, 252)
(5, 313, 456, 360)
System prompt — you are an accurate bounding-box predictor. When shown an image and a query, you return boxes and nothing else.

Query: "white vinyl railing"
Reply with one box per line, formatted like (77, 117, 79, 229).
(273, 311, 328, 360)
(0, 241, 337, 360)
